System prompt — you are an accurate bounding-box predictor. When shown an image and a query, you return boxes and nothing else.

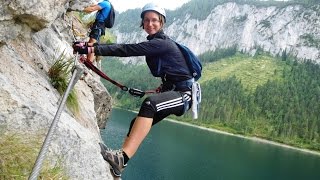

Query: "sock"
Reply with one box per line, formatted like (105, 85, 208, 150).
(122, 151, 130, 165)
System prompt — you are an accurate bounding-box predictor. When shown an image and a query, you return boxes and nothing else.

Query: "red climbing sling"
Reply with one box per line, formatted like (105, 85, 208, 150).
(83, 60, 127, 91)
(80, 57, 146, 98)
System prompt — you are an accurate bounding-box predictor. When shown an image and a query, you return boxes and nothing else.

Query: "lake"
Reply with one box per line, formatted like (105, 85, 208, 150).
(100, 108, 320, 180)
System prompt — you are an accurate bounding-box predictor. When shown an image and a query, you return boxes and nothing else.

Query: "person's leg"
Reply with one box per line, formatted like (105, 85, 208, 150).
(101, 91, 190, 177)
(122, 116, 153, 158)
(87, 37, 96, 62)
(99, 117, 152, 177)
(122, 91, 190, 157)
(88, 24, 102, 62)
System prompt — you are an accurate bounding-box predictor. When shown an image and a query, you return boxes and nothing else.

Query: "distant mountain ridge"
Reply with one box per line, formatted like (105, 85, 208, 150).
(111, 1, 320, 62)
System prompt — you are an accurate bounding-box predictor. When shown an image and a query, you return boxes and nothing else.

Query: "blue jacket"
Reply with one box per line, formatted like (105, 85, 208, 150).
(94, 30, 192, 83)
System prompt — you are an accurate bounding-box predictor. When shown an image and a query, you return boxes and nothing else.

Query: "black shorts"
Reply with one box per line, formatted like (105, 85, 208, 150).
(138, 91, 191, 123)
(89, 22, 105, 42)
(126, 91, 191, 136)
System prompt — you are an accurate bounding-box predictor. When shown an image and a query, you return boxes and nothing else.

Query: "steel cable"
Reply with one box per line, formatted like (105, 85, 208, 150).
(28, 64, 84, 180)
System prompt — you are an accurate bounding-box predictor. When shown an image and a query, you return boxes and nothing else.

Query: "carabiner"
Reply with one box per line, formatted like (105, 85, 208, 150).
(121, 86, 129, 91)
(129, 88, 145, 98)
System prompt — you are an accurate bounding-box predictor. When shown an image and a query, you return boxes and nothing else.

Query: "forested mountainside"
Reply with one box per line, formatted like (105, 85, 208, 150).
(111, 0, 320, 63)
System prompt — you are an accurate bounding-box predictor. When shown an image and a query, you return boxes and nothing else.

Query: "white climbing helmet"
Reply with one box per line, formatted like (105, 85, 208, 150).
(141, 3, 166, 20)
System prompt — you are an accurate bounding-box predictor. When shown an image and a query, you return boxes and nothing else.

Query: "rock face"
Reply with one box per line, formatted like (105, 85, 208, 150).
(0, 0, 113, 179)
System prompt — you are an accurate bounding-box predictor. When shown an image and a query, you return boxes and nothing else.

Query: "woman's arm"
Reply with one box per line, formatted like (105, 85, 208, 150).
(94, 39, 168, 57)
(83, 4, 102, 13)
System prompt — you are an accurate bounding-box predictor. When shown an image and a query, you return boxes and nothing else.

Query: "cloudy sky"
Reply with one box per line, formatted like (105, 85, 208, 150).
(109, 0, 191, 13)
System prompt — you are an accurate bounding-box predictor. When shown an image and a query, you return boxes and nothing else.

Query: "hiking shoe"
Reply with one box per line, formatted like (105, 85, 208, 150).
(99, 143, 127, 177)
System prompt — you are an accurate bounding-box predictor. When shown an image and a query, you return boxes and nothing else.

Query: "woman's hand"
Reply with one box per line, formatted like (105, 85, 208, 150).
(73, 41, 94, 54)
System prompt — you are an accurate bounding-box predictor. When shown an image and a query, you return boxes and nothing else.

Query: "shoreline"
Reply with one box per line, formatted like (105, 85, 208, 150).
(114, 107, 320, 156)
(165, 118, 320, 156)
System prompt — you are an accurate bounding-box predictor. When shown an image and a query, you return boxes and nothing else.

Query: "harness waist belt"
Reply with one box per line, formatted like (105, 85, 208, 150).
(174, 78, 194, 88)
(162, 78, 194, 92)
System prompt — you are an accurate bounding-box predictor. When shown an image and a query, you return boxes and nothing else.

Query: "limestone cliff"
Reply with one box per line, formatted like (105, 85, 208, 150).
(114, 2, 320, 63)
(0, 0, 113, 179)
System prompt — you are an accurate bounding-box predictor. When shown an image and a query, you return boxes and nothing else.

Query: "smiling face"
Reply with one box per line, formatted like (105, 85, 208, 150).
(142, 11, 164, 35)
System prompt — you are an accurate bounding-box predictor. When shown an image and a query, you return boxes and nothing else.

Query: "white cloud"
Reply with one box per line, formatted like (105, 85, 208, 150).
(109, 0, 191, 13)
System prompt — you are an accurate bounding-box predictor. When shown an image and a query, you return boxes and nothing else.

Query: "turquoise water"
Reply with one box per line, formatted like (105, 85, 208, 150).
(100, 108, 320, 180)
